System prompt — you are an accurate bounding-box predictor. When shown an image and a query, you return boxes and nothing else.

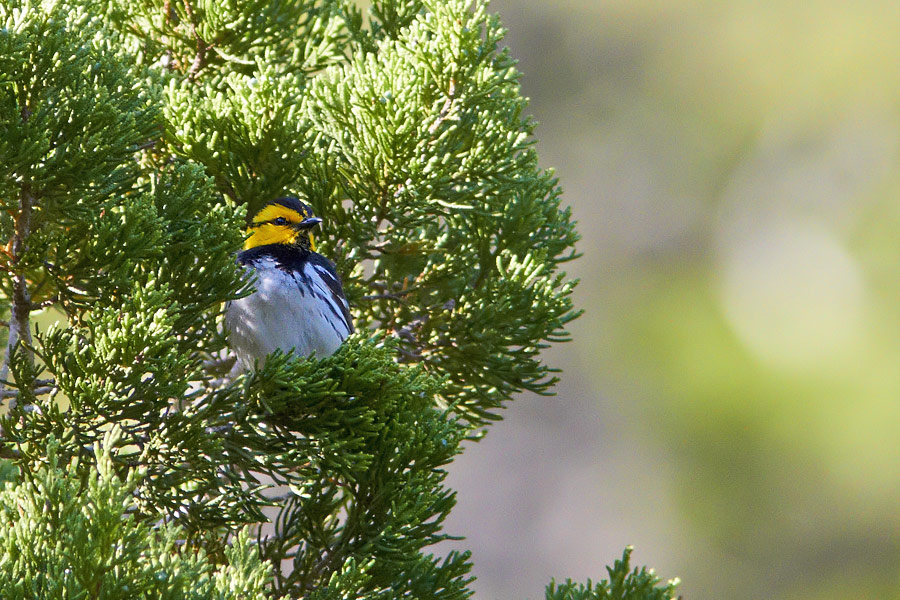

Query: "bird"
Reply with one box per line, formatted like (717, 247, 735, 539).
(225, 197, 353, 370)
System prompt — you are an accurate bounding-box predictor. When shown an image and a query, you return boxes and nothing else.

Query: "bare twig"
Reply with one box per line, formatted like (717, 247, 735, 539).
(427, 77, 457, 135)
(0, 387, 53, 400)
(203, 354, 236, 373)
(359, 292, 408, 302)
(182, 0, 213, 81)
(29, 296, 57, 311)
(0, 183, 35, 401)
(397, 347, 423, 362)
(0, 379, 55, 400)
(206, 423, 234, 435)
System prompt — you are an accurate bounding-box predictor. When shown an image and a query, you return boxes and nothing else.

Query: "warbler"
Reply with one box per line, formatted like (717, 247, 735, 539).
(226, 197, 353, 370)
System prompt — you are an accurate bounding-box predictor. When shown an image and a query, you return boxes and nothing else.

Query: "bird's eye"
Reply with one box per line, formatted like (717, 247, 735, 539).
(274, 217, 287, 225)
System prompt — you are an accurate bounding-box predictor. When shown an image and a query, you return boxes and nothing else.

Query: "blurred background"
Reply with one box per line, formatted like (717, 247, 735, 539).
(445, 1, 900, 598)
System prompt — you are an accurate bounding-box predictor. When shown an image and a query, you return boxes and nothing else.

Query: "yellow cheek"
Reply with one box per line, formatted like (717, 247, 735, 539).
(244, 224, 297, 249)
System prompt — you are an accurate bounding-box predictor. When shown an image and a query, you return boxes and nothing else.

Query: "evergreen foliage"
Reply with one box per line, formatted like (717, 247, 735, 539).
(545, 548, 679, 600)
(0, 0, 676, 597)
(0, 431, 271, 600)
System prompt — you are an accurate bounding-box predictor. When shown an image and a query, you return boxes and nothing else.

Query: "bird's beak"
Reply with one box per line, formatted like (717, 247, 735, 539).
(295, 217, 322, 230)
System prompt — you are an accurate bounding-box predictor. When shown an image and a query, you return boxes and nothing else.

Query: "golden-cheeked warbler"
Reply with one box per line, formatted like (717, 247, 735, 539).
(225, 197, 353, 370)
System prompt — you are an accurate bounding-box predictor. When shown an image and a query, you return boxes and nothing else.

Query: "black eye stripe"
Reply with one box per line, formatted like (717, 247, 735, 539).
(253, 217, 290, 227)
(251, 208, 317, 228)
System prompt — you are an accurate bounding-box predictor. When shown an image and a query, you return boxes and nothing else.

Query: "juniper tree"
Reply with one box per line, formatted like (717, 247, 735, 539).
(0, 0, 678, 598)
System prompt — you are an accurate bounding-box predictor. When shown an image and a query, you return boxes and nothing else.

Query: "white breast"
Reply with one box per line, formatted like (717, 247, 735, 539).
(225, 257, 351, 370)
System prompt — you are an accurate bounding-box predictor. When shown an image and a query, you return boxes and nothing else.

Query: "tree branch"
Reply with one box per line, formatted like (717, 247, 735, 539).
(0, 183, 35, 401)
(183, 0, 213, 81)
(0, 379, 55, 399)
